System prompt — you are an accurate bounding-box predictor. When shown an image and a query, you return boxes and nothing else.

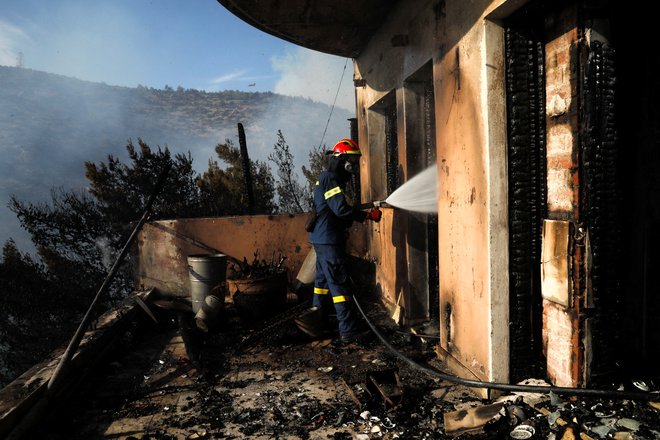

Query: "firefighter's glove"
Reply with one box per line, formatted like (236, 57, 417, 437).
(366, 207, 382, 222)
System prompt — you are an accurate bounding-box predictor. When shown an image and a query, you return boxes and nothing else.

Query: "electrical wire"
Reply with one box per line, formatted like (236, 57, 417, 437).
(317, 57, 350, 150)
(353, 296, 659, 401)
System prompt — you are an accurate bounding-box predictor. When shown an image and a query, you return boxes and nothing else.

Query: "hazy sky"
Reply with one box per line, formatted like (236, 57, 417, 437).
(0, 0, 355, 111)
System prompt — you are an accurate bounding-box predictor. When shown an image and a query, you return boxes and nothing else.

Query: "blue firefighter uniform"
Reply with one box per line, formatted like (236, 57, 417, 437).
(309, 169, 365, 337)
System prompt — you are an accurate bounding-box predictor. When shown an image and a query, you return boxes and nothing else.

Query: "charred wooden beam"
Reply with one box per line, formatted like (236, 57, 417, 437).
(237, 123, 255, 214)
(1, 290, 154, 439)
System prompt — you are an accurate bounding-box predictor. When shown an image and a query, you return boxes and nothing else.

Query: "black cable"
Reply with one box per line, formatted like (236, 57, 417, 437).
(317, 57, 349, 150)
(395, 330, 441, 339)
(353, 296, 659, 401)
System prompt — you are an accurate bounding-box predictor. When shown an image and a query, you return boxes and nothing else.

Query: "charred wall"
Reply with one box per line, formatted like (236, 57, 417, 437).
(581, 36, 623, 383)
(503, 0, 660, 385)
(504, 8, 547, 382)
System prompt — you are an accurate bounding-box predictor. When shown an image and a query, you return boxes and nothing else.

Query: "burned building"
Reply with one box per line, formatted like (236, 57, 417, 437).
(3, 0, 660, 438)
(217, 0, 659, 389)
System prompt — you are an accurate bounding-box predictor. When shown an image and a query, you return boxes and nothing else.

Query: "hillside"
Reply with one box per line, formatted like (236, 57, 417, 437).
(0, 66, 354, 251)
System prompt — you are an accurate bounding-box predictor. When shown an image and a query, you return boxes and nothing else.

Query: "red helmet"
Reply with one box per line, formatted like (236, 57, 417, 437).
(328, 138, 361, 156)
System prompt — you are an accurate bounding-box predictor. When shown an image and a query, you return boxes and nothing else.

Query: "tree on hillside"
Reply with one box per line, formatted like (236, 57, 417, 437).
(268, 130, 309, 213)
(9, 188, 113, 295)
(197, 139, 276, 216)
(85, 138, 203, 223)
(9, 139, 212, 307)
(11, 139, 208, 301)
(301, 143, 328, 194)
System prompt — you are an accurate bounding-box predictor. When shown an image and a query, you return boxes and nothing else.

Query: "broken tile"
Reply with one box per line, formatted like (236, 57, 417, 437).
(616, 418, 641, 432)
(590, 424, 612, 437)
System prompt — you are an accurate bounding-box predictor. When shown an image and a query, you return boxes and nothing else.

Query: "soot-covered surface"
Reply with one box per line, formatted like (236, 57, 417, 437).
(34, 297, 660, 439)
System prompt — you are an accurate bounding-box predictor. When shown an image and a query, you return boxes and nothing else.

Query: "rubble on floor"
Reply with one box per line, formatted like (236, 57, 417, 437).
(31, 296, 660, 440)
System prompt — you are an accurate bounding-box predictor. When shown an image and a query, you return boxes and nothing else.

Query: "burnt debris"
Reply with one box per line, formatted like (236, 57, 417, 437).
(228, 249, 287, 280)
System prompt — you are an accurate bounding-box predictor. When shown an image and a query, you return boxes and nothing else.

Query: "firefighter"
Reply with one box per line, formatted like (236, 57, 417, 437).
(296, 138, 382, 344)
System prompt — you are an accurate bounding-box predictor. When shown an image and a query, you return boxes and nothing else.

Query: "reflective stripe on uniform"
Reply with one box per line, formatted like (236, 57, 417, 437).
(314, 287, 329, 295)
(324, 186, 342, 199)
(332, 295, 350, 303)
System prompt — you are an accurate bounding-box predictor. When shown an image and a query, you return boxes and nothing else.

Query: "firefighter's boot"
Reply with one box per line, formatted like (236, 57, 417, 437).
(294, 306, 335, 339)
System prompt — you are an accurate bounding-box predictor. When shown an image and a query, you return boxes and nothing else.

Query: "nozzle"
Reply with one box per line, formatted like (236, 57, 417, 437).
(358, 200, 389, 210)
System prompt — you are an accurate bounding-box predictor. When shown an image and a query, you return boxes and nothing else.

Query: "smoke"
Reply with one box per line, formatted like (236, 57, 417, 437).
(0, 19, 28, 66)
(272, 47, 355, 112)
(95, 237, 114, 270)
(254, 47, 356, 173)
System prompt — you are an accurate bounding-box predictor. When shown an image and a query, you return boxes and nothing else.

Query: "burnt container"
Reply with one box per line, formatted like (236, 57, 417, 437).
(229, 270, 288, 320)
(187, 253, 227, 314)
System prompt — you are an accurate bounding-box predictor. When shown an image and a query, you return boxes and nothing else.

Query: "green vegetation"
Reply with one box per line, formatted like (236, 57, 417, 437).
(199, 140, 277, 215)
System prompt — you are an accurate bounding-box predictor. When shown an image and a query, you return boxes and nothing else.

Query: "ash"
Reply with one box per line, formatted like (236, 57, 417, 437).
(36, 296, 660, 439)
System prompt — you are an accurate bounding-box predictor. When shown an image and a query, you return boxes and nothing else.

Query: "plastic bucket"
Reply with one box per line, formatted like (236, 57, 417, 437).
(187, 253, 227, 313)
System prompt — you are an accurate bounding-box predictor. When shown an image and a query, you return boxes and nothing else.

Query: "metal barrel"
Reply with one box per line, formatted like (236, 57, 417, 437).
(187, 253, 227, 313)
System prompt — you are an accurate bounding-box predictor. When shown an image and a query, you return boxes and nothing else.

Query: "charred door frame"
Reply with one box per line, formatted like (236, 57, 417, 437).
(581, 35, 623, 382)
(504, 8, 548, 381)
(367, 92, 397, 202)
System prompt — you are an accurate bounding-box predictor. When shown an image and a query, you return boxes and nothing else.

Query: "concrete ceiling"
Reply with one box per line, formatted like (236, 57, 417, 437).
(217, 0, 399, 58)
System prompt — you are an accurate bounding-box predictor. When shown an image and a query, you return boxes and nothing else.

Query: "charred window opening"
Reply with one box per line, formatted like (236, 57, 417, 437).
(368, 92, 397, 201)
(385, 110, 399, 195)
(504, 11, 547, 382)
(403, 61, 439, 322)
(424, 82, 439, 320)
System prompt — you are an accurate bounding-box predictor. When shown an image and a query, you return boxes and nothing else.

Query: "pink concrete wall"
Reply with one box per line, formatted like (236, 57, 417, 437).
(354, 0, 511, 384)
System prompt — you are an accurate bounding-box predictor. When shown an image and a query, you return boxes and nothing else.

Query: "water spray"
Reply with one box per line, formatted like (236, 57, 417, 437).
(360, 164, 438, 214)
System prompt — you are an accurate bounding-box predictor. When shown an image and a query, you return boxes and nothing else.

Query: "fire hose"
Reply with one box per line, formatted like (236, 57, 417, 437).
(352, 296, 659, 401)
